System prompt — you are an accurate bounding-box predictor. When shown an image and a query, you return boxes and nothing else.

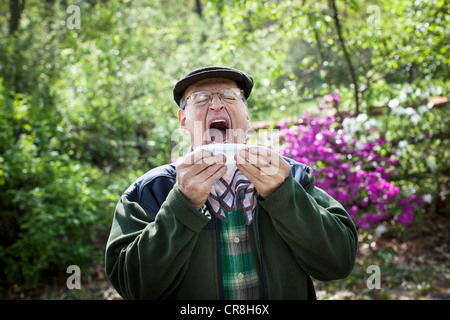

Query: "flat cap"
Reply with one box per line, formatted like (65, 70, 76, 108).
(173, 66, 254, 107)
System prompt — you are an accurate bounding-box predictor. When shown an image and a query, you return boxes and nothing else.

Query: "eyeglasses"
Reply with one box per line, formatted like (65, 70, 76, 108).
(184, 88, 243, 109)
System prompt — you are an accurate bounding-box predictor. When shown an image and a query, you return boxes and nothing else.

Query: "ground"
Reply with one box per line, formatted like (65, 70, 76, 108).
(315, 212, 450, 300)
(5, 212, 449, 300)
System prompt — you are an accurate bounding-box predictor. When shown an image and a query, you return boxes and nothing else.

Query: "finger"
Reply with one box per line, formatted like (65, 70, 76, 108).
(185, 157, 225, 181)
(198, 161, 224, 178)
(200, 163, 227, 184)
(236, 160, 268, 196)
(248, 147, 283, 170)
(180, 150, 225, 170)
(212, 153, 227, 165)
(181, 149, 212, 165)
(237, 151, 279, 177)
(236, 153, 264, 183)
(247, 147, 275, 164)
(209, 164, 228, 182)
(247, 147, 272, 158)
(239, 148, 272, 169)
(193, 151, 226, 166)
(196, 154, 215, 165)
(177, 153, 215, 180)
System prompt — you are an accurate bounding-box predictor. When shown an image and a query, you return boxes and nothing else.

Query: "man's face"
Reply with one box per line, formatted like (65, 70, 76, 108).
(178, 78, 250, 148)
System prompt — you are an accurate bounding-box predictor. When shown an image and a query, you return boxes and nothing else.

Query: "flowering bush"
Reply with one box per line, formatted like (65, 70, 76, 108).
(277, 96, 426, 232)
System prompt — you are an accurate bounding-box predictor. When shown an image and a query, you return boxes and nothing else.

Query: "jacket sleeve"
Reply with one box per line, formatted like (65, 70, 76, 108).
(259, 165, 358, 281)
(105, 182, 210, 299)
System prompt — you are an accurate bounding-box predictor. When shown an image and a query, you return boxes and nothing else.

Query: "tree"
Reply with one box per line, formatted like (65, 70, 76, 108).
(8, 0, 25, 36)
(329, 0, 359, 114)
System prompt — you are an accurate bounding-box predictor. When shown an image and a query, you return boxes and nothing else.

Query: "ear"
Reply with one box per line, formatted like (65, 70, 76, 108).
(178, 108, 186, 128)
(244, 103, 250, 128)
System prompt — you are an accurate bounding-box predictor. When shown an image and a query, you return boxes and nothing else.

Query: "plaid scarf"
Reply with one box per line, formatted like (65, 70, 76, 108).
(207, 165, 258, 225)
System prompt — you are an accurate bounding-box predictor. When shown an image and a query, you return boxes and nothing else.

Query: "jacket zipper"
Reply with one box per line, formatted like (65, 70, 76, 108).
(207, 203, 225, 300)
(255, 203, 269, 299)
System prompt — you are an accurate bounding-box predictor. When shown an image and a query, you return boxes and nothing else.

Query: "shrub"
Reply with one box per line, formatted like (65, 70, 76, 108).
(277, 95, 432, 233)
(0, 85, 127, 292)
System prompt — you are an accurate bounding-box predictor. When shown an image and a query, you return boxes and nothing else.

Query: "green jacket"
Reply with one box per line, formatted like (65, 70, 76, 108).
(105, 158, 358, 299)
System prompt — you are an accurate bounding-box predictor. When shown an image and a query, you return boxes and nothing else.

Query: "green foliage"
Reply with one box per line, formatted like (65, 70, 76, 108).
(380, 102, 450, 220)
(0, 79, 128, 290)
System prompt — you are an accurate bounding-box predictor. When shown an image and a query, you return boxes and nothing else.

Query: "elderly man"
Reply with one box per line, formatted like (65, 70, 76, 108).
(105, 66, 358, 300)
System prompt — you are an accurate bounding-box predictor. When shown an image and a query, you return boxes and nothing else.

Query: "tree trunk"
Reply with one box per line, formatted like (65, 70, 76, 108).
(329, 0, 360, 114)
(195, 0, 203, 18)
(308, 14, 333, 91)
(9, 0, 25, 36)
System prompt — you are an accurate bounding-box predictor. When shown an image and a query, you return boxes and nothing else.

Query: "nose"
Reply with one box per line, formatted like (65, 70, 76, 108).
(209, 94, 224, 111)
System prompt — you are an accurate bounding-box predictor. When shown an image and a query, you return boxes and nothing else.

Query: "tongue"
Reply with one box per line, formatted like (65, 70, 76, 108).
(209, 128, 227, 143)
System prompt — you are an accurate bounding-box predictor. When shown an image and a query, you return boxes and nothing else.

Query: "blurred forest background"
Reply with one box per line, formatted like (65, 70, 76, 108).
(0, 0, 449, 299)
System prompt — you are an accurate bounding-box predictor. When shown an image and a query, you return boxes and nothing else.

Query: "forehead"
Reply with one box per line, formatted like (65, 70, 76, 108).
(184, 78, 239, 96)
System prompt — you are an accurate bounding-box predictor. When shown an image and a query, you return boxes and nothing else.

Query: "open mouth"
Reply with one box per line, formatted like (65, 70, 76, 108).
(208, 118, 230, 143)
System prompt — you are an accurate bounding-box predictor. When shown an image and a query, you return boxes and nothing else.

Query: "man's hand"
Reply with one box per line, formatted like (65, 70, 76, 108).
(235, 147, 290, 199)
(176, 149, 227, 210)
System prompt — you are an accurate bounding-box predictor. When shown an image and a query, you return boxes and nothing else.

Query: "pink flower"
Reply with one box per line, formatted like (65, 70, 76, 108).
(276, 94, 424, 233)
(323, 94, 333, 104)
